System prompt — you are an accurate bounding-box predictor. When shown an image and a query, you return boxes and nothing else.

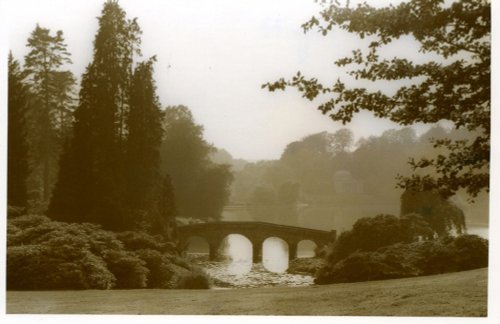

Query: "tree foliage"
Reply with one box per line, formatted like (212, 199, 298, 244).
(126, 57, 175, 232)
(326, 214, 433, 265)
(401, 189, 466, 236)
(49, 1, 174, 234)
(23, 24, 75, 206)
(263, 0, 490, 199)
(8, 54, 30, 208)
(160, 106, 233, 221)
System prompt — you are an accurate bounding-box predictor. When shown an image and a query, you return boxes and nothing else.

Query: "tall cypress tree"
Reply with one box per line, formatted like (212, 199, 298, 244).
(49, 0, 142, 230)
(126, 58, 163, 218)
(49, 65, 96, 223)
(7, 53, 30, 208)
(126, 58, 176, 234)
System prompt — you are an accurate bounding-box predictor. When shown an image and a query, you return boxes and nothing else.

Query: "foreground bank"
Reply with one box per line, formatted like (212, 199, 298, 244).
(7, 267, 487, 316)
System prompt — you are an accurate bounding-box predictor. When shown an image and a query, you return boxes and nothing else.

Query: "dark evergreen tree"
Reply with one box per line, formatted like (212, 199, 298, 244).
(49, 65, 96, 223)
(24, 24, 74, 206)
(126, 57, 164, 228)
(153, 175, 178, 240)
(7, 53, 30, 208)
(51, 71, 76, 139)
(49, 0, 141, 230)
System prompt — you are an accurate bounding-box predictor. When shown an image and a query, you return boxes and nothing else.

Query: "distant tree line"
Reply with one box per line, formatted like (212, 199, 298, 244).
(231, 126, 488, 227)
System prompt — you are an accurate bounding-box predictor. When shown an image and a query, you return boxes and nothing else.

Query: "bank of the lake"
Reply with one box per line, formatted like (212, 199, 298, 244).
(7, 267, 487, 316)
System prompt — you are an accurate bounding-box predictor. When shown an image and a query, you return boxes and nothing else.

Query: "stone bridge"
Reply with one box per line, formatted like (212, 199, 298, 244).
(178, 221, 336, 262)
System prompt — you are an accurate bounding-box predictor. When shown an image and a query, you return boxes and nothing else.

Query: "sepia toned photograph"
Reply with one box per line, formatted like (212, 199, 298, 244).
(0, 0, 495, 320)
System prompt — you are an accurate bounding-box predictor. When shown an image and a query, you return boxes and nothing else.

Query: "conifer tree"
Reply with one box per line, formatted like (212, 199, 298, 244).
(152, 175, 178, 240)
(49, 65, 95, 223)
(126, 57, 164, 228)
(7, 53, 30, 208)
(49, 1, 166, 232)
(24, 24, 74, 206)
(50, 1, 137, 228)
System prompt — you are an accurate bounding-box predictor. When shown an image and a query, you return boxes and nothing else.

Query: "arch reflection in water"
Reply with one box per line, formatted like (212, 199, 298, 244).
(221, 234, 253, 275)
(262, 237, 289, 273)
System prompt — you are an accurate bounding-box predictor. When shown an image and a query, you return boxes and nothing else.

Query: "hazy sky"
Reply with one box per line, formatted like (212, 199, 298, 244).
(2, 0, 442, 160)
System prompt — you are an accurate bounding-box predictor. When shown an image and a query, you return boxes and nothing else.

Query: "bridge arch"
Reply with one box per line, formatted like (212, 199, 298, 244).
(297, 240, 317, 258)
(221, 234, 253, 274)
(262, 237, 289, 272)
(220, 234, 253, 261)
(184, 235, 209, 254)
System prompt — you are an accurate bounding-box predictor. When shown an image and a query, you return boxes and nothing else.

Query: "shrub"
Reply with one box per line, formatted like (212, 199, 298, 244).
(172, 256, 194, 270)
(135, 249, 176, 288)
(116, 231, 169, 252)
(8, 214, 51, 232)
(315, 235, 488, 284)
(7, 215, 121, 290)
(7, 243, 115, 290)
(6, 214, 193, 290)
(326, 214, 432, 265)
(174, 268, 211, 289)
(76, 222, 124, 257)
(452, 234, 488, 270)
(103, 250, 149, 289)
(7, 206, 26, 218)
(316, 251, 409, 284)
(415, 240, 457, 275)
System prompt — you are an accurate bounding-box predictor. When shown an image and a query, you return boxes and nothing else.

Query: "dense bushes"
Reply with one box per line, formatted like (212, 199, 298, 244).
(327, 214, 433, 265)
(316, 235, 488, 284)
(7, 214, 210, 290)
(315, 214, 488, 284)
(7, 244, 116, 290)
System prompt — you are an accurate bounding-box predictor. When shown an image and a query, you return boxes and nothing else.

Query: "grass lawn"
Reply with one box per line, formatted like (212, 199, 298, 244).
(6, 268, 487, 316)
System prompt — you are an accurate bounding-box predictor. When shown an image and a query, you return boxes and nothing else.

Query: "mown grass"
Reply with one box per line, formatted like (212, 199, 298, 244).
(7, 267, 487, 316)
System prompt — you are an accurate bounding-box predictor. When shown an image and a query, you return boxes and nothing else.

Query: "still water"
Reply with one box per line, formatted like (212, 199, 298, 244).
(467, 225, 488, 239)
(187, 234, 317, 288)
